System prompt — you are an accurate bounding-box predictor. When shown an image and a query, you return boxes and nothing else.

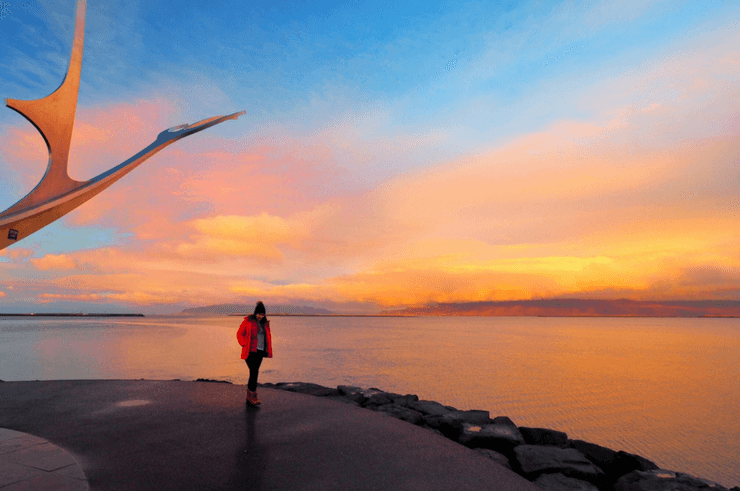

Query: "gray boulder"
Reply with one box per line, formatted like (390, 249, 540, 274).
(336, 385, 369, 404)
(492, 416, 518, 427)
(474, 448, 512, 469)
(422, 410, 491, 439)
(274, 382, 339, 397)
(520, 427, 568, 447)
(568, 439, 658, 481)
(514, 445, 605, 483)
(376, 404, 424, 425)
(534, 473, 600, 491)
(453, 409, 491, 424)
(363, 392, 394, 408)
(457, 423, 526, 455)
(612, 451, 659, 475)
(429, 409, 490, 427)
(615, 469, 730, 491)
(409, 400, 454, 417)
(344, 392, 368, 404)
(568, 439, 618, 468)
(360, 387, 387, 398)
(337, 385, 363, 396)
(388, 393, 419, 407)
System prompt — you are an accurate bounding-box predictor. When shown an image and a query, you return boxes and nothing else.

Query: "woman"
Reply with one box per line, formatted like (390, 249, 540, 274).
(237, 301, 273, 406)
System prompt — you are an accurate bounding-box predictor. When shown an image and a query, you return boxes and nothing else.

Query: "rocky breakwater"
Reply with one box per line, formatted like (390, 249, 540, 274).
(261, 382, 739, 491)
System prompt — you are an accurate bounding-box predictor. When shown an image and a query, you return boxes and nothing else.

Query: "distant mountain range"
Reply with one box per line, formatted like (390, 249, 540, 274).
(181, 304, 334, 315)
(387, 299, 740, 317)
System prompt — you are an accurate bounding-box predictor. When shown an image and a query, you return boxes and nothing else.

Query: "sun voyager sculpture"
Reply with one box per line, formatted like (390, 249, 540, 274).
(0, 0, 245, 250)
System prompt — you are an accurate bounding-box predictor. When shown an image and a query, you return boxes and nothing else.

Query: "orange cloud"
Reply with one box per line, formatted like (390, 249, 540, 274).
(174, 207, 335, 261)
(38, 293, 104, 303)
(2, 24, 739, 312)
(31, 254, 78, 271)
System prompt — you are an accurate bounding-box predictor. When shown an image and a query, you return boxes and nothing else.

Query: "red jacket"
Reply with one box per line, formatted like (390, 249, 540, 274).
(236, 315, 273, 359)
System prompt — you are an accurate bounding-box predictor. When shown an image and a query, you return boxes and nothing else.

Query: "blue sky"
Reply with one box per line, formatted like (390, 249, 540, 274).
(1, 0, 739, 313)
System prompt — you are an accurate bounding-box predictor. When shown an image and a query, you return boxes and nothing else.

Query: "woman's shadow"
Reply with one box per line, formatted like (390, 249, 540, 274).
(232, 405, 269, 490)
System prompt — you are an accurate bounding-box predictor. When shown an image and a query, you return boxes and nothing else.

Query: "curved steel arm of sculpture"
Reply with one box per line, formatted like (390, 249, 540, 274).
(0, 0, 245, 250)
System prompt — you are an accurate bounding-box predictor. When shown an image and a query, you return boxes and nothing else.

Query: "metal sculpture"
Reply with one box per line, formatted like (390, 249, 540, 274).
(0, 0, 244, 250)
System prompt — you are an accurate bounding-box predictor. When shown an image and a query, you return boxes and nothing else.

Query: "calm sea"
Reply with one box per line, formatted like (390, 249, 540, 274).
(0, 315, 738, 487)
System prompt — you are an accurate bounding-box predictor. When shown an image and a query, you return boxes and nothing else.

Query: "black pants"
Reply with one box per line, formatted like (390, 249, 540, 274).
(245, 351, 266, 391)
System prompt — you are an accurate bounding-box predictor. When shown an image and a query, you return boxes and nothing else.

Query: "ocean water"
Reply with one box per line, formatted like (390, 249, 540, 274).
(0, 314, 738, 487)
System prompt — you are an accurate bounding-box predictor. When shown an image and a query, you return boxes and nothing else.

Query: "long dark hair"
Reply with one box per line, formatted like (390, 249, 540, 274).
(252, 301, 267, 323)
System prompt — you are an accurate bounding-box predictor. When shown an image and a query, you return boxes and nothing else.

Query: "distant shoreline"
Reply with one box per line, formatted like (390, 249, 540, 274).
(228, 313, 738, 318)
(227, 313, 415, 317)
(2, 313, 736, 318)
(0, 313, 145, 317)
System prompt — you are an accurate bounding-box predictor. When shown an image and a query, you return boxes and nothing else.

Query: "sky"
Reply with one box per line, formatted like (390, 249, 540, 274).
(0, 0, 739, 314)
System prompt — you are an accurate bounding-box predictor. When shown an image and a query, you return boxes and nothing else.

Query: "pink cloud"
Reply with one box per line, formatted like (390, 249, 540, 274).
(31, 254, 78, 271)
(0, 248, 34, 262)
(38, 293, 103, 303)
(67, 98, 179, 180)
(0, 126, 48, 193)
(3, 23, 740, 312)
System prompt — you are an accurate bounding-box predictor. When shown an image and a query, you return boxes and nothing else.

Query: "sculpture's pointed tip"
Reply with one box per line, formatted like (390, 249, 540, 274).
(225, 110, 246, 121)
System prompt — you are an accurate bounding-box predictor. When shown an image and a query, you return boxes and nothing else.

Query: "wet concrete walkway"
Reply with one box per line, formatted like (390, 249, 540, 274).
(0, 428, 88, 490)
(0, 380, 542, 490)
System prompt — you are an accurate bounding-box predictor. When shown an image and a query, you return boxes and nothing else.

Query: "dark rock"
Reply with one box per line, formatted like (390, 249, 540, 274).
(363, 393, 394, 407)
(422, 410, 492, 439)
(337, 385, 363, 396)
(408, 400, 454, 417)
(388, 394, 419, 407)
(520, 427, 568, 447)
(423, 409, 490, 427)
(474, 448, 512, 469)
(615, 469, 730, 491)
(194, 378, 232, 384)
(335, 385, 368, 404)
(376, 404, 424, 425)
(453, 409, 491, 424)
(513, 445, 605, 483)
(568, 440, 658, 481)
(343, 392, 368, 405)
(274, 382, 339, 397)
(534, 473, 600, 491)
(457, 423, 526, 455)
(568, 440, 618, 469)
(492, 416, 518, 427)
(422, 413, 462, 438)
(609, 450, 658, 480)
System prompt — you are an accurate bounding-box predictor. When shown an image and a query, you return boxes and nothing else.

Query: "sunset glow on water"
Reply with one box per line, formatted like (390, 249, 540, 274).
(1, 315, 738, 488)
